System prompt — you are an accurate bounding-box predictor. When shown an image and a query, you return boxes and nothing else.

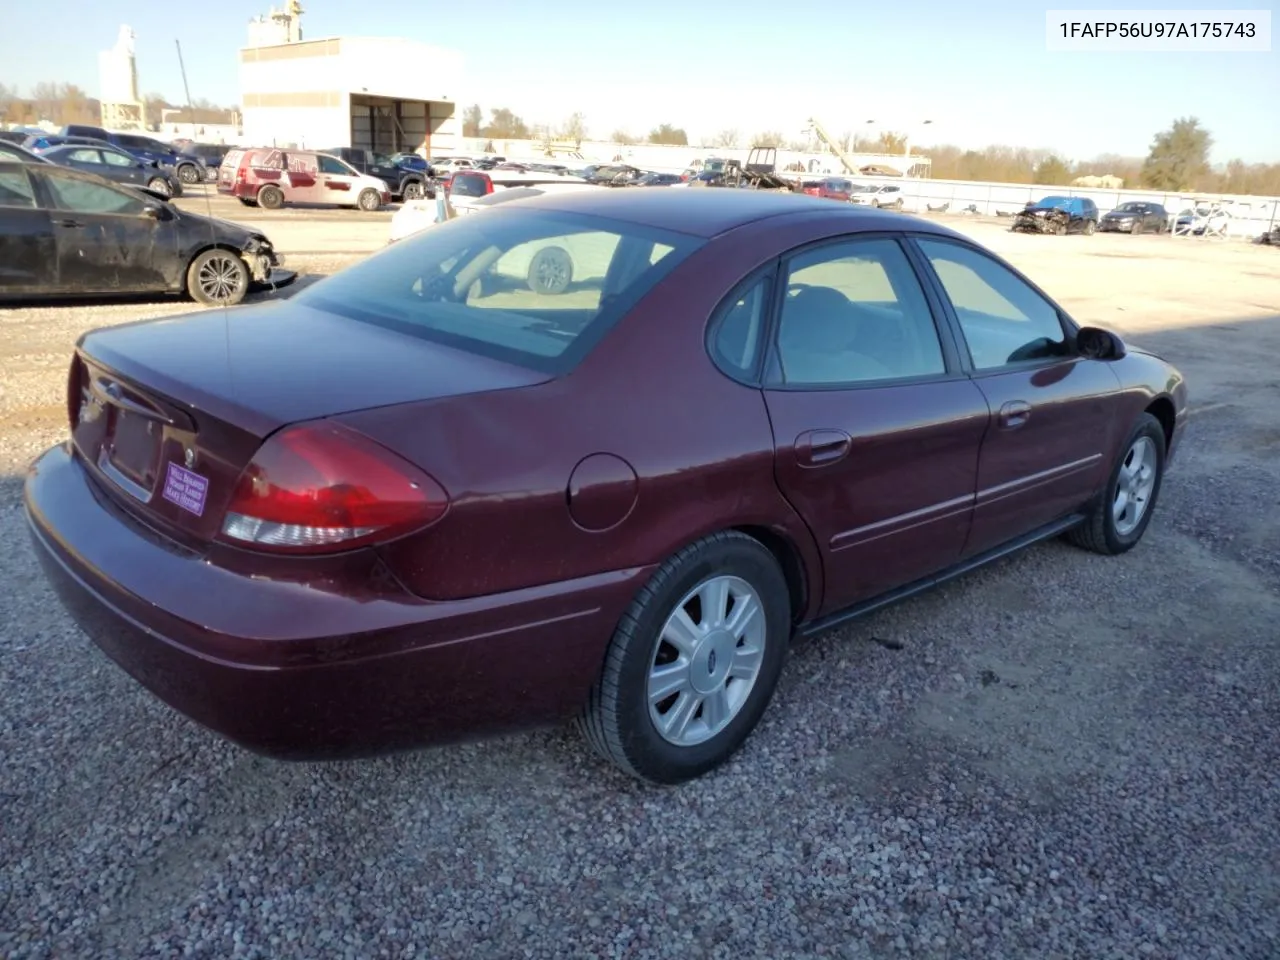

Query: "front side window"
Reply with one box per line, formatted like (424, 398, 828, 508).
(318, 155, 349, 176)
(916, 239, 1068, 370)
(774, 238, 947, 385)
(40, 173, 146, 216)
(295, 208, 703, 373)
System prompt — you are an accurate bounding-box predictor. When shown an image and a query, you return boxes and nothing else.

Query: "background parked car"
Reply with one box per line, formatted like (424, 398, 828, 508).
(175, 142, 230, 182)
(1012, 196, 1100, 235)
(218, 147, 390, 211)
(800, 177, 857, 202)
(1099, 201, 1169, 234)
(320, 147, 430, 201)
(41, 142, 182, 198)
(0, 159, 288, 304)
(849, 183, 905, 209)
(59, 126, 201, 185)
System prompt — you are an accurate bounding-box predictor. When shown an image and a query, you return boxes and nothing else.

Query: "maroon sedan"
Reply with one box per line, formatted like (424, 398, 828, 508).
(24, 189, 1187, 784)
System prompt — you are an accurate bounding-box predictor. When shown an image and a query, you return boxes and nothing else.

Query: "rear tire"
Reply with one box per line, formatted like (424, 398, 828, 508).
(257, 185, 284, 210)
(577, 531, 792, 784)
(186, 248, 250, 307)
(1066, 412, 1166, 555)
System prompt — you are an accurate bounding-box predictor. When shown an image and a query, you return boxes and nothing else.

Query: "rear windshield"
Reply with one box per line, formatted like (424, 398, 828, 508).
(295, 208, 704, 374)
(450, 173, 491, 197)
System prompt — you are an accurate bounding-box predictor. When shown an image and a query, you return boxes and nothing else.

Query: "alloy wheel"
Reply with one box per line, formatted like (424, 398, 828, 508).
(647, 575, 767, 747)
(197, 254, 244, 303)
(1113, 436, 1158, 536)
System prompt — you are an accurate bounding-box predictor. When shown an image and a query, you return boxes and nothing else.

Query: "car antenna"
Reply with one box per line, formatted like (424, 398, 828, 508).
(175, 37, 232, 392)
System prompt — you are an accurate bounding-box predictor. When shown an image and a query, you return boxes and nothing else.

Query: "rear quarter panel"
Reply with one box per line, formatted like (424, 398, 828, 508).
(337, 214, 853, 615)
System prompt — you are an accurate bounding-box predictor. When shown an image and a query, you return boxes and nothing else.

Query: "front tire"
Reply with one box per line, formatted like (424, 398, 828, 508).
(146, 177, 171, 197)
(1066, 412, 1166, 555)
(358, 188, 381, 211)
(177, 163, 200, 184)
(186, 248, 250, 306)
(1083, 218, 1097, 235)
(401, 180, 424, 201)
(577, 531, 792, 784)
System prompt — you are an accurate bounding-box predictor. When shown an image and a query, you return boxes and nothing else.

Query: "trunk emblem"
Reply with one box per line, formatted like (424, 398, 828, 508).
(184, 447, 196, 468)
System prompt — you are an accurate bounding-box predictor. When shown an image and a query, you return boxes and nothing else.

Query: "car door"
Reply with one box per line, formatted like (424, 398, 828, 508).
(317, 154, 359, 204)
(0, 164, 58, 294)
(33, 169, 162, 294)
(913, 236, 1121, 558)
(756, 235, 990, 614)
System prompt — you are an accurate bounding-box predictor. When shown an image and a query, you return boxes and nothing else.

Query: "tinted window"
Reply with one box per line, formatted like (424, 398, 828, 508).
(775, 238, 946, 385)
(65, 148, 102, 164)
(318, 155, 349, 175)
(296, 209, 702, 373)
(42, 174, 146, 216)
(0, 168, 35, 207)
(710, 275, 772, 379)
(450, 173, 491, 197)
(916, 239, 1067, 370)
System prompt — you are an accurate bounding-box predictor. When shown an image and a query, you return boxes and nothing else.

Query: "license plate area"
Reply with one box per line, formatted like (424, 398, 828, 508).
(98, 407, 162, 500)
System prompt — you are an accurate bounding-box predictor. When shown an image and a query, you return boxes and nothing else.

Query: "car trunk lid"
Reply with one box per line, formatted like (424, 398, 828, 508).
(70, 299, 553, 545)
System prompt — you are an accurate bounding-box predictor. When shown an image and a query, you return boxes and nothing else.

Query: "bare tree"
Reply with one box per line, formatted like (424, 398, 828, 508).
(461, 104, 483, 138)
(711, 128, 739, 148)
(559, 111, 587, 145)
(753, 131, 784, 148)
(611, 129, 637, 145)
(479, 107, 530, 140)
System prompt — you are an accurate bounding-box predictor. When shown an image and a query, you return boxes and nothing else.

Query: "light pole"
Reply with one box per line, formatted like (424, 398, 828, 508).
(903, 120, 933, 158)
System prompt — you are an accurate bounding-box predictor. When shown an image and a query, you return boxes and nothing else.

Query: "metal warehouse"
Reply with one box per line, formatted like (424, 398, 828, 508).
(239, 4, 462, 154)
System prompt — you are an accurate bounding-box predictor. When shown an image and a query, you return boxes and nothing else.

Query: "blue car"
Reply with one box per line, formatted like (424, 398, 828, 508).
(1012, 195, 1100, 235)
(60, 125, 204, 185)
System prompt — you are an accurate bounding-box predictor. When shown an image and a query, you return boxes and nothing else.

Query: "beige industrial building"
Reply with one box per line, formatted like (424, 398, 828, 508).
(239, 3, 462, 154)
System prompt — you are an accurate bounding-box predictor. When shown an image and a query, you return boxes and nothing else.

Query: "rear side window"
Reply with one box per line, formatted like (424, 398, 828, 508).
(296, 209, 704, 374)
(0, 168, 35, 208)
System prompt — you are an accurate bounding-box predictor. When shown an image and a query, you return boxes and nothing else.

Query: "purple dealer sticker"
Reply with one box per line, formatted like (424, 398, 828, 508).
(161, 461, 210, 517)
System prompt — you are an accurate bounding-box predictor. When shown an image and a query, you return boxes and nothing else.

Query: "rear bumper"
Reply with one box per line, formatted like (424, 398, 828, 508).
(24, 443, 648, 760)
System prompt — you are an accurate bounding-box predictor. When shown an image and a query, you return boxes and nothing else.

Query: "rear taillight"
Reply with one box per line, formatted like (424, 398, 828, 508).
(219, 421, 448, 554)
(66, 355, 84, 429)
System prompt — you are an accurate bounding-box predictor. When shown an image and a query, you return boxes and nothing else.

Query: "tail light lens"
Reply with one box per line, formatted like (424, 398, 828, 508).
(219, 421, 449, 554)
(66, 355, 85, 429)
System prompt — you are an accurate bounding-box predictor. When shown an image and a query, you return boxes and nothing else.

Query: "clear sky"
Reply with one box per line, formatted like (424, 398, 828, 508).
(1, 0, 1276, 162)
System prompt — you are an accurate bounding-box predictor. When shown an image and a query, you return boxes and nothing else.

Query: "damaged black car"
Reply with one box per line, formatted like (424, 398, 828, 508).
(1011, 195, 1099, 235)
(0, 161, 293, 307)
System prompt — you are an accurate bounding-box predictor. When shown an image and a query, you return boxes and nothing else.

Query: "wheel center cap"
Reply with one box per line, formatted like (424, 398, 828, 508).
(691, 629, 735, 694)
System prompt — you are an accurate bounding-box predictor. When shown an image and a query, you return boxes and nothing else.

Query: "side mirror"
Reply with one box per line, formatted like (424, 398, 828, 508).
(1075, 326, 1126, 360)
(142, 203, 169, 221)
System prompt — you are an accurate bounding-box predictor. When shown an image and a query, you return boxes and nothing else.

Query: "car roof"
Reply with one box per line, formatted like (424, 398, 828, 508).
(480, 187, 942, 238)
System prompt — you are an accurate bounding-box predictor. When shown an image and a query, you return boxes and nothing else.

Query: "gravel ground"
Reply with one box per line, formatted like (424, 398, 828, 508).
(1, 207, 1278, 960)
